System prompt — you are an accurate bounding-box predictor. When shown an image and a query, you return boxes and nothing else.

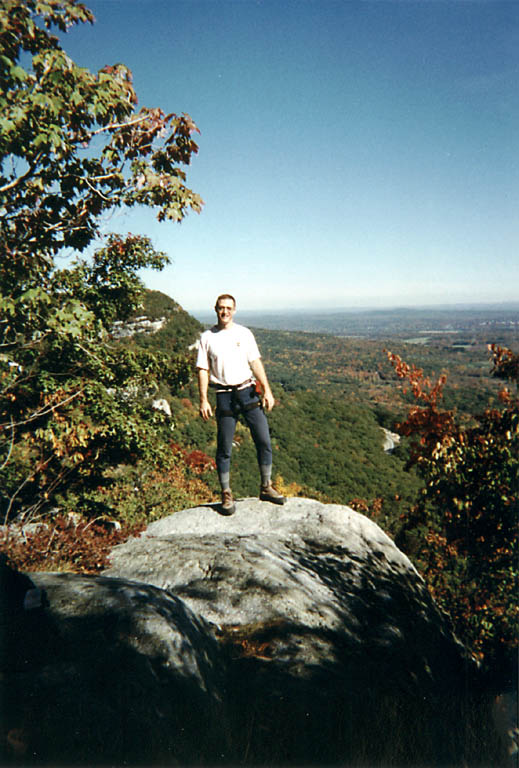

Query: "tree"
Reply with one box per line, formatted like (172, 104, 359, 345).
(0, 0, 203, 522)
(386, 347, 518, 676)
(0, 0, 202, 280)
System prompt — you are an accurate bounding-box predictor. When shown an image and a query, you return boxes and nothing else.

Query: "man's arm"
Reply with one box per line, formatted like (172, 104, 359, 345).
(250, 358, 275, 412)
(197, 368, 213, 421)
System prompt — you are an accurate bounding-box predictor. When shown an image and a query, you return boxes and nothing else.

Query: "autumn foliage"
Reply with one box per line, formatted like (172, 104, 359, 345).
(0, 452, 217, 573)
(1, 516, 145, 574)
(171, 443, 216, 474)
(386, 346, 518, 674)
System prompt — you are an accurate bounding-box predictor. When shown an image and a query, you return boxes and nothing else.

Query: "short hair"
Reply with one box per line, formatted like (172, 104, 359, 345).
(215, 293, 236, 308)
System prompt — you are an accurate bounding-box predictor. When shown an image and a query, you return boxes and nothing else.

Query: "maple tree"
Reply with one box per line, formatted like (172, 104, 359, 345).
(0, 0, 202, 278)
(0, 0, 204, 523)
(386, 346, 518, 674)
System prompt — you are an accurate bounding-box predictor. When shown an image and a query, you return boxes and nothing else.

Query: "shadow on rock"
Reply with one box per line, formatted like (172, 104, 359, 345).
(217, 618, 506, 767)
(1, 561, 226, 766)
(104, 498, 510, 767)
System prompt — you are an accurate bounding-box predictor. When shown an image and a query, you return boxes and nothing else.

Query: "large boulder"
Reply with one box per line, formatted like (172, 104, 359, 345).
(107, 498, 463, 678)
(105, 497, 500, 766)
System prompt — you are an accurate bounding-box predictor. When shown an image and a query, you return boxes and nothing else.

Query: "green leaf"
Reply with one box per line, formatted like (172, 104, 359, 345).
(9, 65, 27, 82)
(33, 133, 49, 148)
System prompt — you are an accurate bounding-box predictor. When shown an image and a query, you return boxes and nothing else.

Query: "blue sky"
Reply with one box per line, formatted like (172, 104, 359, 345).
(63, 0, 518, 313)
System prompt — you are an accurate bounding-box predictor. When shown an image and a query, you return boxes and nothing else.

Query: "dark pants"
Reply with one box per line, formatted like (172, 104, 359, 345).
(215, 385, 273, 477)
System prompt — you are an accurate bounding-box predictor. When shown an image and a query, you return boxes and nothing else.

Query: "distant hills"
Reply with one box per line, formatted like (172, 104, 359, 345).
(193, 303, 519, 344)
(194, 301, 519, 321)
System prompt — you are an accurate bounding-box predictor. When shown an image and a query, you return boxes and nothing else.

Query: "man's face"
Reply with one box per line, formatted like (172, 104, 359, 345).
(215, 299, 235, 328)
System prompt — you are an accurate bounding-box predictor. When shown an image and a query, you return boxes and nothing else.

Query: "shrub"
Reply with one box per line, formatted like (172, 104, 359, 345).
(0, 516, 145, 574)
(386, 346, 518, 677)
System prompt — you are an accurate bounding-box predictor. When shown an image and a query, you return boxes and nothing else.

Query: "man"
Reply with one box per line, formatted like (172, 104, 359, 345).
(196, 294, 285, 515)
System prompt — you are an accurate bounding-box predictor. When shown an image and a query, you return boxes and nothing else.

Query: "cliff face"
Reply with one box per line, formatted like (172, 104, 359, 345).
(2, 499, 506, 766)
(113, 289, 203, 355)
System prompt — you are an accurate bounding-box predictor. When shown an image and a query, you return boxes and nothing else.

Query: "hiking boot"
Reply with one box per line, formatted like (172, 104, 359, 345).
(259, 485, 286, 505)
(220, 489, 236, 516)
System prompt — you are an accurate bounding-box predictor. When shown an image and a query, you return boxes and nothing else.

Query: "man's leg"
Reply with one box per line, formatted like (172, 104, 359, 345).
(215, 391, 237, 514)
(240, 389, 285, 505)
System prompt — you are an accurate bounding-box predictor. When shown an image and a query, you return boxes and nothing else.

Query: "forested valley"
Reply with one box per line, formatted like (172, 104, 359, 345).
(3, 285, 518, 683)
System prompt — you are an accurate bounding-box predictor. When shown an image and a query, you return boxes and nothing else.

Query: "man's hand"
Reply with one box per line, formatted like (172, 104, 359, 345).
(261, 390, 275, 412)
(199, 399, 213, 421)
(197, 369, 213, 421)
(250, 358, 276, 412)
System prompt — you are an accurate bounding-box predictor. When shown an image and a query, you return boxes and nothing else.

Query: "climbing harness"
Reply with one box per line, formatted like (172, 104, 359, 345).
(212, 380, 263, 418)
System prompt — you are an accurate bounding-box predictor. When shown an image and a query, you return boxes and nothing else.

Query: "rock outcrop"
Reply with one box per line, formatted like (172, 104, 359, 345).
(111, 315, 167, 339)
(107, 497, 466, 691)
(1, 499, 506, 766)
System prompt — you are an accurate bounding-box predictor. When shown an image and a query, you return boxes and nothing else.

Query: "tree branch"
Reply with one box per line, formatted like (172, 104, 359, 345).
(0, 416, 15, 471)
(0, 155, 44, 194)
(90, 113, 150, 137)
(1, 388, 83, 430)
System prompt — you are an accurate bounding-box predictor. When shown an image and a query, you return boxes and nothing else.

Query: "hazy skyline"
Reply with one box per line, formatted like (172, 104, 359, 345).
(63, 0, 518, 312)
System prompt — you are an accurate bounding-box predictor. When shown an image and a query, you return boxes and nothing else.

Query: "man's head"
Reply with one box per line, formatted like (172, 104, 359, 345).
(215, 294, 236, 329)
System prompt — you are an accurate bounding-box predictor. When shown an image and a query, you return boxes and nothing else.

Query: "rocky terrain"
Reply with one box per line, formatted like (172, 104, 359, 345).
(1, 498, 507, 766)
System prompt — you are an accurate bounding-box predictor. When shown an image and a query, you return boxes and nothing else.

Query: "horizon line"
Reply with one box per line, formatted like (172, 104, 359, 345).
(188, 299, 519, 316)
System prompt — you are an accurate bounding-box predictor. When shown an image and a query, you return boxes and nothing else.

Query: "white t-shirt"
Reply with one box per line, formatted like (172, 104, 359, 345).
(196, 323, 261, 387)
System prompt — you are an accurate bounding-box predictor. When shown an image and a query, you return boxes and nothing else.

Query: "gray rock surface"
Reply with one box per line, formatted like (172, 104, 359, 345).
(2, 499, 505, 766)
(104, 497, 497, 766)
(106, 497, 464, 688)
